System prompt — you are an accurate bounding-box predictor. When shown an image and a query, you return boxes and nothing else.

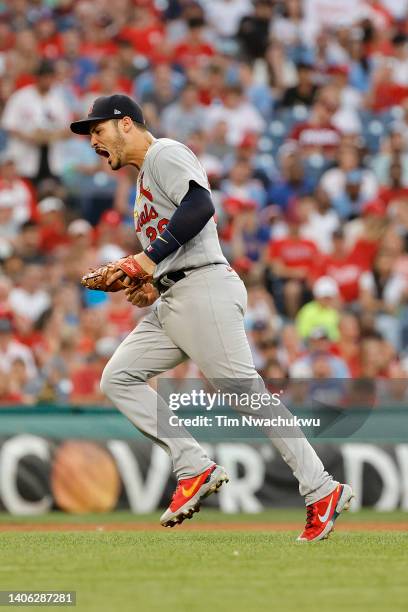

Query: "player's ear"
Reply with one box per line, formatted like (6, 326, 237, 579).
(121, 116, 133, 133)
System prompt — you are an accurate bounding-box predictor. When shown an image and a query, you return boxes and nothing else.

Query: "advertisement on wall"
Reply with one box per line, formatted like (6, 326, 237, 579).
(0, 435, 407, 515)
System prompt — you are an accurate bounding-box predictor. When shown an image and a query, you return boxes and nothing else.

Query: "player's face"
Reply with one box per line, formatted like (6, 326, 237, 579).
(90, 120, 125, 171)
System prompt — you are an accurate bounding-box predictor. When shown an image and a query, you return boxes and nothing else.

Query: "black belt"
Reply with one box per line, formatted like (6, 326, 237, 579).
(155, 269, 192, 294)
(155, 264, 227, 294)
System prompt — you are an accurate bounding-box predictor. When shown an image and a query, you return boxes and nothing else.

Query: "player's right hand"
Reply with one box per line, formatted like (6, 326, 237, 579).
(124, 282, 159, 307)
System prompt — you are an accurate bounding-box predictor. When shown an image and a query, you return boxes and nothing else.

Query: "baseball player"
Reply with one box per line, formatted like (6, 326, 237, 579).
(70, 94, 353, 541)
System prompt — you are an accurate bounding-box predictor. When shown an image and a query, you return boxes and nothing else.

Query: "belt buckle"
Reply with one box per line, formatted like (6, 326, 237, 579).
(157, 274, 176, 294)
(160, 274, 176, 289)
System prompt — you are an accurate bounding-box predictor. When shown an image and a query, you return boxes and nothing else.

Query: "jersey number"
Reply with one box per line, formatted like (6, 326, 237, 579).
(146, 218, 169, 242)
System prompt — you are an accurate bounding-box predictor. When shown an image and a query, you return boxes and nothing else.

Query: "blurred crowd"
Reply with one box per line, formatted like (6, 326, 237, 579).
(1, 0, 408, 406)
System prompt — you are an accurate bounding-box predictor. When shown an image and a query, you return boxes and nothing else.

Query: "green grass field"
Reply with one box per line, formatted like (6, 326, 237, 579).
(0, 510, 407, 612)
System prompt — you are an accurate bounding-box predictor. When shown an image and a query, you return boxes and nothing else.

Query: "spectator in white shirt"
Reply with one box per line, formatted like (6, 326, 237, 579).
(0, 317, 37, 381)
(1, 59, 71, 183)
(390, 33, 408, 87)
(0, 154, 34, 227)
(206, 84, 265, 146)
(201, 0, 252, 38)
(271, 0, 316, 48)
(380, 0, 408, 19)
(9, 265, 51, 322)
(300, 189, 340, 253)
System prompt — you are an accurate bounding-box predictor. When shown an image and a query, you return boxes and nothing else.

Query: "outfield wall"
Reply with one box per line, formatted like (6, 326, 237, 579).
(0, 406, 407, 515)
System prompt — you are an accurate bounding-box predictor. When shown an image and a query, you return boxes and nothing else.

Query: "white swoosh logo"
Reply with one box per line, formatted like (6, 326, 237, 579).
(318, 495, 334, 523)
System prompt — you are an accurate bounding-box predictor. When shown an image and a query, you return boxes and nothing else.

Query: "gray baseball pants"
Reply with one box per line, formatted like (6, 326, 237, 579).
(100, 264, 337, 504)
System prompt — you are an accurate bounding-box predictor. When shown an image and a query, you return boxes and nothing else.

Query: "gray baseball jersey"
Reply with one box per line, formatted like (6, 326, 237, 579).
(134, 138, 228, 279)
(100, 138, 338, 506)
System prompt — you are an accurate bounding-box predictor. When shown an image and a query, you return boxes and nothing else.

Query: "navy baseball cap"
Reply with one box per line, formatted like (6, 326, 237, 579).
(70, 94, 145, 135)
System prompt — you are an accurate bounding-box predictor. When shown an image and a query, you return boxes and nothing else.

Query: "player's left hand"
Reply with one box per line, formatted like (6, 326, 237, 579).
(124, 282, 159, 307)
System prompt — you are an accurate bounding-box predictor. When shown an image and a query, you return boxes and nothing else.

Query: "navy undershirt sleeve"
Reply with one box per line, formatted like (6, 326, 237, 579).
(144, 181, 215, 264)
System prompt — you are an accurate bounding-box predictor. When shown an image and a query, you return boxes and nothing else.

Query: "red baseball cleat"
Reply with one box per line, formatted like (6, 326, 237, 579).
(160, 464, 229, 527)
(297, 483, 354, 542)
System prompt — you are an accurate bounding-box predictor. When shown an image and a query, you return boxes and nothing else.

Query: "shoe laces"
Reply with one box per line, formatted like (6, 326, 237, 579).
(305, 504, 317, 529)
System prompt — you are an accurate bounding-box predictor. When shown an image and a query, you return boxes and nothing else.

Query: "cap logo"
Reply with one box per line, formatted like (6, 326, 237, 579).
(88, 102, 94, 116)
(114, 109, 121, 115)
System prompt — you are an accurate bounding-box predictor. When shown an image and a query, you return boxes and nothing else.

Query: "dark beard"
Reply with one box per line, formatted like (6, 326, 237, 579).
(111, 129, 126, 170)
(111, 155, 122, 170)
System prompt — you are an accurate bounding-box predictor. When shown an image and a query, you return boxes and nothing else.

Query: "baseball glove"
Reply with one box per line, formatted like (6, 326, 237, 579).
(81, 256, 153, 292)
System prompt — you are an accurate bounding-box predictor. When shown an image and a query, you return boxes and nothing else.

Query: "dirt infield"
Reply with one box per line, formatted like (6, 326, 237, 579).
(0, 521, 407, 532)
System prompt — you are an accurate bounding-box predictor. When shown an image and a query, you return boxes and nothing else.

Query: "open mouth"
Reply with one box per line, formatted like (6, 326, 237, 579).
(95, 147, 110, 159)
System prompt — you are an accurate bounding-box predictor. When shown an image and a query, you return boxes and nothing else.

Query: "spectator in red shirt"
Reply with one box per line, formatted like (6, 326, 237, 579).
(369, 62, 408, 113)
(317, 227, 373, 304)
(78, 19, 118, 63)
(119, 4, 165, 63)
(289, 92, 341, 160)
(70, 356, 104, 405)
(70, 337, 118, 406)
(37, 196, 69, 254)
(83, 64, 132, 110)
(34, 11, 63, 61)
(198, 63, 226, 106)
(11, 29, 39, 89)
(266, 214, 319, 318)
(173, 17, 215, 70)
